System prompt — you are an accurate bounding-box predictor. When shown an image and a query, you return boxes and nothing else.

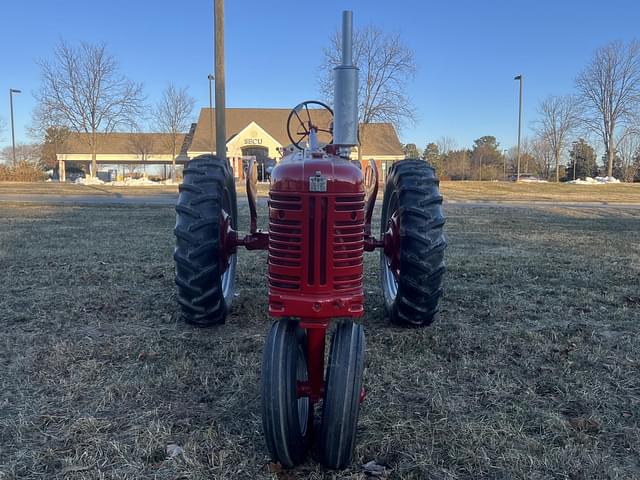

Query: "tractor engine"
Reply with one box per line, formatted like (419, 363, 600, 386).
(268, 156, 365, 319)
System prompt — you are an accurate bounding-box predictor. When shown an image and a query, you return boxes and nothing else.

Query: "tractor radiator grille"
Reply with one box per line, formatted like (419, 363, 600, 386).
(268, 192, 303, 291)
(332, 195, 365, 291)
(268, 192, 365, 296)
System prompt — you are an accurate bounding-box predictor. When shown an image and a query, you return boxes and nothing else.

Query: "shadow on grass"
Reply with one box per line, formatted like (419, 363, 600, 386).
(1, 203, 639, 479)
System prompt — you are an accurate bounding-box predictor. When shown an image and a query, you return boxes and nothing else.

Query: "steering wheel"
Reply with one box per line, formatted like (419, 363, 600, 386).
(286, 101, 334, 150)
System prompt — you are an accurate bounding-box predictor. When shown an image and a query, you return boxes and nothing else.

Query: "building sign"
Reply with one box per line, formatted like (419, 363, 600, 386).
(244, 138, 263, 145)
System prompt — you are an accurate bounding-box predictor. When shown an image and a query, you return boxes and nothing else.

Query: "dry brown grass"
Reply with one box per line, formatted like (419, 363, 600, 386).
(1, 202, 639, 479)
(0, 182, 178, 196)
(439, 180, 640, 203)
(1, 179, 639, 204)
(232, 180, 640, 204)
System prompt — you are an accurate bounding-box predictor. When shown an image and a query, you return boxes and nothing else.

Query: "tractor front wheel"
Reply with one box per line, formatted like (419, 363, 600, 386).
(380, 159, 446, 327)
(261, 320, 312, 468)
(174, 155, 238, 326)
(319, 321, 366, 469)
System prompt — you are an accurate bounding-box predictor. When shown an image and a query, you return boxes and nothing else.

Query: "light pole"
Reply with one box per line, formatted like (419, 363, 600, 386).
(502, 148, 508, 180)
(461, 150, 466, 180)
(514, 74, 523, 182)
(9, 88, 21, 164)
(208, 74, 214, 155)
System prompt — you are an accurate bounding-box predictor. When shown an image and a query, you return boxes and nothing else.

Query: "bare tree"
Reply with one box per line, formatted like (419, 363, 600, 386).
(28, 103, 72, 169)
(154, 84, 195, 181)
(35, 40, 145, 177)
(436, 136, 457, 156)
(0, 143, 42, 166)
(444, 150, 469, 180)
(319, 25, 416, 160)
(504, 138, 539, 178)
(42, 127, 71, 170)
(129, 132, 155, 176)
(28, 111, 71, 171)
(535, 95, 581, 181)
(519, 137, 535, 173)
(0, 116, 6, 142)
(576, 40, 640, 177)
(530, 135, 555, 179)
(617, 129, 640, 182)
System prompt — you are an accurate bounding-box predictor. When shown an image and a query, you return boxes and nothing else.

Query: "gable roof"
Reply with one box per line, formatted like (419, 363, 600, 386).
(226, 121, 284, 149)
(57, 110, 405, 158)
(60, 132, 189, 155)
(358, 123, 404, 157)
(190, 108, 403, 156)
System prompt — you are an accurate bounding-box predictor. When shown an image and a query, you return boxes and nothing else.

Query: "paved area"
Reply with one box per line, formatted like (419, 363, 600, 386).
(0, 193, 180, 206)
(444, 199, 640, 209)
(1, 193, 640, 209)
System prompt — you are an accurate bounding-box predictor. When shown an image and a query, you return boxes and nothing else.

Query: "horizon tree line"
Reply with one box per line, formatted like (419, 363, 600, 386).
(4, 34, 640, 183)
(406, 39, 640, 182)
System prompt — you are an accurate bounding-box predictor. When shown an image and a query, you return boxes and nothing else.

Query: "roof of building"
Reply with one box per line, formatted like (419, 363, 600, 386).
(189, 108, 403, 157)
(58, 109, 404, 158)
(60, 132, 189, 156)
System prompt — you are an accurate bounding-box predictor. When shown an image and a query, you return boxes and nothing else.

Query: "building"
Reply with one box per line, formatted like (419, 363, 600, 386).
(56, 130, 193, 181)
(189, 108, 405, 179)
(57, 107, 404, 181)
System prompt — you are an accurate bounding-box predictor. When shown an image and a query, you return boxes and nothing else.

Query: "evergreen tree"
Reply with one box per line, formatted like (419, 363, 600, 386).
(566, 139, 597, 180)
(423, 142, 444, 177)
(402, 143, 420, 159)
(41, 126, 70, 170)
(471, 136, 502, 180)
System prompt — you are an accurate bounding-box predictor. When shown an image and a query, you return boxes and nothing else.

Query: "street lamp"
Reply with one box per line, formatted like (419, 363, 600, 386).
(9, 88, 21, 165)
(514, 75, 523, 182)
(208, 74, 214, 154)
(502, 149, 508, 180)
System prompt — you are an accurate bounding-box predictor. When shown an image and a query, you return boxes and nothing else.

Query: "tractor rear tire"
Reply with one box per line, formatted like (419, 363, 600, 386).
(174, 155, 238, 327)
(319, 321, 366, 469)
(261, 320, 312, 468)
(380, 159, 446, 327)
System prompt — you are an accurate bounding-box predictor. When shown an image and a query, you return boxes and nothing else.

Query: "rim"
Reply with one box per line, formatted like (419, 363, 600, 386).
(296, 344, 309, 436)
(221, 188, 236, 302)
(221, 253, 235, 297)
(381, 192, 399, 303)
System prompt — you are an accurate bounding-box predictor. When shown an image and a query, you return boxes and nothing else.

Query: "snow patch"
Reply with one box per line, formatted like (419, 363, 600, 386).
(596, 176, 621, 183)
(566, 176, 621, 185)
(75, 176, 104, 185)
(111, 178, 161, 186)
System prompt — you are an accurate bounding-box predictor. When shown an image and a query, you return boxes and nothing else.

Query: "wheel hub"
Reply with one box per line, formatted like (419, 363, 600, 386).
(383, 211, 401, 279)
(219, 209, 237, 273)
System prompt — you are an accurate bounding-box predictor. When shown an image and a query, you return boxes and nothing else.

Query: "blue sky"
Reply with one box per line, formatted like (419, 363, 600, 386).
(1, 0, 639, 151)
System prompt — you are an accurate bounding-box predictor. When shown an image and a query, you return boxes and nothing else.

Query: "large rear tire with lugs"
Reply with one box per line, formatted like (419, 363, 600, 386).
(174, 155, 238, 327)
(380, 159, 446, 327)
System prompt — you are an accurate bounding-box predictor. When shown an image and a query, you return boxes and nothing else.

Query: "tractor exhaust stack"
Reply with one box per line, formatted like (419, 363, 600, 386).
(332, 11, 359, 148)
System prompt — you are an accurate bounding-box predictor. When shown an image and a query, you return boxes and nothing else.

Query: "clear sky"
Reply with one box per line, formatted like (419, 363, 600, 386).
(1, 0, 639, 152)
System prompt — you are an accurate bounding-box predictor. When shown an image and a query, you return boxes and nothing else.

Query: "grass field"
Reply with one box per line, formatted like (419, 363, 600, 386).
(0, 182, 179, 197)
(1, 202, 639, 479)
(1, 180, 639, 203)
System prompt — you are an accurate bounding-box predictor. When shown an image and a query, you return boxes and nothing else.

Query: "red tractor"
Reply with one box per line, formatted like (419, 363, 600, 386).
(174, 11, 446, 469)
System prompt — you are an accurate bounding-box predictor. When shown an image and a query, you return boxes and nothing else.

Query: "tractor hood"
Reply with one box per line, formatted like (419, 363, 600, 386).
(270, 152, 363, 194)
